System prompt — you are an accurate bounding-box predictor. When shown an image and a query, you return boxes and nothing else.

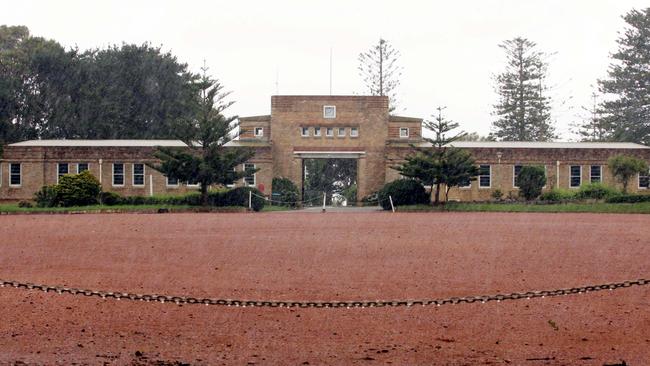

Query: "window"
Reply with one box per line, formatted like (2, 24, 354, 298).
(640, 169, 650, 189)
(243, 163, 255, 186)
(337, 127, 346, 137)
(323, 105, 336, 118)
(513, 165, 522, 188)
(399, 127, 409, 138)
(133, 163, 145, 186)
(112, 163, 124, 186)
(301, 127, 309, 137)
(10, 163, 21, 186)
(77, 163, 89, 174)
(187, 179, 199, 188)
(314, 127, 322, 137)
(590, 165, 602, 183)
(166, 176, 179, 187)
(350, 127, 359, 137)
(570, 165, 581, 188)
(479, 165, 491, 188)
(326, 127, 334, 137)
(57, 163, 69, 182)
(254, 127, 264, 137)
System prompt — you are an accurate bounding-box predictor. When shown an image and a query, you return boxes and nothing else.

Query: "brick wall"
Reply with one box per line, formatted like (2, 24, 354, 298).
(386, 146, 650, 201)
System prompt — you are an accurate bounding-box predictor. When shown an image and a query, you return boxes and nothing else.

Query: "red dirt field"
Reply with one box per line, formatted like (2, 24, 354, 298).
(1, 211, 649, 365)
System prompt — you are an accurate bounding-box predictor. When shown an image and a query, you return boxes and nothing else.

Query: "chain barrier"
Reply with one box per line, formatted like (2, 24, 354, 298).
(251, 192, 386, 207)
(1, 278, 647, 309)
(251, 192, 323, 205)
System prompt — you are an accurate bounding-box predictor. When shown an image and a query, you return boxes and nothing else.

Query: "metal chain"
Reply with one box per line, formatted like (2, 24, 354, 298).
(1, 278, 648, 309)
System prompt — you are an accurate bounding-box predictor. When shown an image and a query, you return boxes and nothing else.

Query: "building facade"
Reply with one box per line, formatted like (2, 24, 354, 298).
(1, 95, 649, 202)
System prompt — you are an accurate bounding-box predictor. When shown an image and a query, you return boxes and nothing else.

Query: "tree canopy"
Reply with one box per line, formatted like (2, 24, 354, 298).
(358, 38, 402, 111)
(0, 25, 199, 144)
(598, 8, 650, 146)
(491, 37, 555, 142)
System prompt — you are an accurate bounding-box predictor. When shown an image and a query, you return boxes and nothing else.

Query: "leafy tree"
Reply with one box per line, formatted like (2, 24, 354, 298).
(152, 72, 254, 206)
(491, 37, 556, 141)
(395, 107, 478, 204)
(358, 38, 402, 111)
(0, 25, 200, 142)
(0, 25, 78, 142)
(516, 166, 547, 200)
(76, 43, 199, 139)
(598, 8, 650, 145)
(607, 154, 649, 193)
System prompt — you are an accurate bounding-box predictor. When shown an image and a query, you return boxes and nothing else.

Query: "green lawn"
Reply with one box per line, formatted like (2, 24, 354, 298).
(396, 202, 650, 214)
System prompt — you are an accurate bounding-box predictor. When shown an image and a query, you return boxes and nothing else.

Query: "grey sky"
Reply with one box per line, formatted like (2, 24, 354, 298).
(3, 0, 647, 140)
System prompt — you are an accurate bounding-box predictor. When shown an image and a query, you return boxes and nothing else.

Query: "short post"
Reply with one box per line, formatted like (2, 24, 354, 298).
(389, 195, 395, 213)
(248, 190, 252, 210)
(322, 192, 326, 213)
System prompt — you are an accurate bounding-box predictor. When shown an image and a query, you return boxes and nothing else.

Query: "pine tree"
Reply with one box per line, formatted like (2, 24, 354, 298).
(598, 8, 650, 146)
(395, 107, 478, 205)
(153, 69, 254, 205)
(572, 91, 610, 141)
(491, 37, 555, 141)
(358, 38, 402, 111)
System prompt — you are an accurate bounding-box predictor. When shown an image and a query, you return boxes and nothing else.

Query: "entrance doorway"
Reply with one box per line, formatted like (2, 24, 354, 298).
(302, 158, 358, 206)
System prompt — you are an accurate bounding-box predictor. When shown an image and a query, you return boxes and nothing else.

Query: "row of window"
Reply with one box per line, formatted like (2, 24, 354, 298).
(301, 127, 359, 138)
(458, 164, 650, 189)
(0, 162, 257, 188)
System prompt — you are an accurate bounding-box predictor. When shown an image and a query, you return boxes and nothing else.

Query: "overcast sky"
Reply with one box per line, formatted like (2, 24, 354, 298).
(3, 0, 648, 140)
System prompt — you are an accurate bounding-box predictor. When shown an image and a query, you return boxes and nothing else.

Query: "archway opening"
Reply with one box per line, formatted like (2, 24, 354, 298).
(302, 158, 358, 206)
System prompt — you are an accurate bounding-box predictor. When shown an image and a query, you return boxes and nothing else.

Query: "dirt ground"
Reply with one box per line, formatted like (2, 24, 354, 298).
(0, 211, 649, 365)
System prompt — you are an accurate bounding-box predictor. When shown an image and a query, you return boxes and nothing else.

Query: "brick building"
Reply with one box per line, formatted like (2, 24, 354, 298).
(1, 95, 649, 202)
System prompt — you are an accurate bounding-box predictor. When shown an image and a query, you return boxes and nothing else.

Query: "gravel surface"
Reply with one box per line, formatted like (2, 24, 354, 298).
(1, 211, 649, 365)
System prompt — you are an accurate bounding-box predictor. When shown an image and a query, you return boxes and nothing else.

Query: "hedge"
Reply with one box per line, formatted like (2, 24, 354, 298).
(101, 186, 266, 211)
(377, 179, 429, 210)
(605, 194, 650, 203)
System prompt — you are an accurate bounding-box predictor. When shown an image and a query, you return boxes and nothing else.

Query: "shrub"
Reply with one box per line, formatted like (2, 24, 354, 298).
(517, 166, 547, 200)
(377, 179, 429, 210)
(271, 177, 300, 207)
(539, 188, 577, 202)
(34, 185, 60, 207)
(491, 189, 504, 201)
(606, 194, 650, 203)
(576, 183, 621, 200)
(18, 200, 33, 208)
(608, 155, 649, 193)
(99, 191, 122, 206)
(56, 171, 101, 207)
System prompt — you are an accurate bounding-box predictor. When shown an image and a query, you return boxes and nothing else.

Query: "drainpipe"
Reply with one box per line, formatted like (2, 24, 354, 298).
(99, 159, 103, 185)
(149, 174, 153, 196)
(556, 160, 560, 188)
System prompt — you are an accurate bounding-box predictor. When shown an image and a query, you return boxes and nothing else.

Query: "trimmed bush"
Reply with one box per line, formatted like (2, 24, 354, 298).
(56, 171, 101, 207)
(99, 191, 122, 206)
(539, 188, 577, 202)
(377, 179, 429, 210)
(491, 189, 504, 201)
(271, 177, 300, 207)
(18, 200, 33, 208)
(576, 183, 621, 200)
(219, 186, 265, 211)
(517, 166, 547, 201)
(606, 194, 650, 203)
(35, 185, 60, 207)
